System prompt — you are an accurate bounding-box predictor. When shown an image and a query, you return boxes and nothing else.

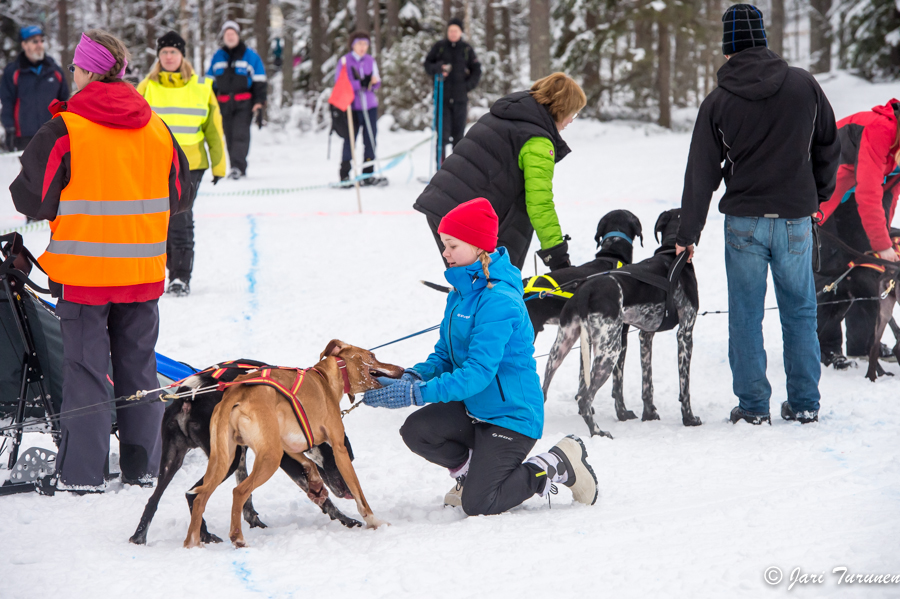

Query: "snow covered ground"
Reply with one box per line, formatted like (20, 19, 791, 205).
(1, 72, 899, 598)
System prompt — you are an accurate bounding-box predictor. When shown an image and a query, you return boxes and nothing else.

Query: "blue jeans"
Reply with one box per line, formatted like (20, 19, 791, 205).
(724, 216, 821, 415)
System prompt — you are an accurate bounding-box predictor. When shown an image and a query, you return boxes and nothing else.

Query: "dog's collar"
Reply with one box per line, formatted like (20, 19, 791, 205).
(334, 357, 352, 395)
(601, 231, 633, 245)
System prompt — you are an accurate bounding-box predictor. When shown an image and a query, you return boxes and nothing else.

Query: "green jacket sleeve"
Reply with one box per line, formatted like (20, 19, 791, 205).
(519, 136, 563, 250)
(203, 89, 227, 178)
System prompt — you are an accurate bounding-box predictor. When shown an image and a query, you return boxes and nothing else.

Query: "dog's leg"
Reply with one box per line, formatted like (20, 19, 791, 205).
(184, 398, 240, 548)
(130, 423, 191, 545)
(279, 453, 363, 528)
(675, 286, 701, 426)
(285, 451, 329, 507)
(542, 316, 582, 402)
(185, 449, 243, 544)
(328, 423, 386, 528)
(236, 447, 267, 529)
(577, 312, 621, 439)
(867, 293, 897, 382)
(638, 330, 660, 421)
(612, 325, 636, 421)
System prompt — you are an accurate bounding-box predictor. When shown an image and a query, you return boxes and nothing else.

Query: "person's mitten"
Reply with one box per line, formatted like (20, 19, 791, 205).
(4, 129, 16, 152)
(359, 74, 373, 89)
(363, 379, 424, 408)
(536, 238, 571, 271)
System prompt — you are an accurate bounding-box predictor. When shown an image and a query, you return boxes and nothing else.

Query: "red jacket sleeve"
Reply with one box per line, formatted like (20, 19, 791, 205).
(855, 121, 895, 251)
(9, 117, 70, 221)
(167, 128, 192, 215)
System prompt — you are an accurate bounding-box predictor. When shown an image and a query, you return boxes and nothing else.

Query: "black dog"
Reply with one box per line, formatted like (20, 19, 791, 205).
(541, 209, 701, 438)
(525, 209, 643, 338)
(129, 360, 361, 545)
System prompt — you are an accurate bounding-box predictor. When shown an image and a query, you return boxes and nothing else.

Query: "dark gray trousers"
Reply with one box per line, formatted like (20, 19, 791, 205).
(55, 299, 163, 486)
(400, 402, 544, 516)
(166, 169, 204, 283)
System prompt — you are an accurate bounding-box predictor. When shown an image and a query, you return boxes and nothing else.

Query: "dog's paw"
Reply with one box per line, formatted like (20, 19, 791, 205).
(641, 410, 660, 421)
(201, 531, 224, 544)
(364, 516, 390, 529)
(246, 515, 268, 529)
(592, 429, 614, 440)
(682, 415, 702, 427)
(340, 517, 363, 528)
(617, 409, 638, 421)
(307, 481, 329, 506)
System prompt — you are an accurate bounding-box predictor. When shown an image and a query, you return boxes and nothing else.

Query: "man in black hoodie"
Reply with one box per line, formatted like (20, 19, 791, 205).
(675, 5, 840, 425)
(423, 18, 482, 163)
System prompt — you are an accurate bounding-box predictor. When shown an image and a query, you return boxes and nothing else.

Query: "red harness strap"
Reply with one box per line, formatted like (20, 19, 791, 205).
(217, 368, 315, 448)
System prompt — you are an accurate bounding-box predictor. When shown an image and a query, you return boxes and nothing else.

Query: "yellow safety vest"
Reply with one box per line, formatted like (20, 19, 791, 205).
(142, 74, 212, 147)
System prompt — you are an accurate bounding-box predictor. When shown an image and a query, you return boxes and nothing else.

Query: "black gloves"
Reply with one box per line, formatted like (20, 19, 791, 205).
(212, 176, 222, 186)
(537, 238, 571, 271)
(359, 74, 372, 89)
(4, 129, 16, 152)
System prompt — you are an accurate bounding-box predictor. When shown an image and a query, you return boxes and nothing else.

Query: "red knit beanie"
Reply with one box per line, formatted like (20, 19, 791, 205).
(438, 198, 498, 252)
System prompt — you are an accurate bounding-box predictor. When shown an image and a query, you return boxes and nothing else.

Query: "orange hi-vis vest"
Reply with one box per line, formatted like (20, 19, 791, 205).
(39, 111, 174, 288)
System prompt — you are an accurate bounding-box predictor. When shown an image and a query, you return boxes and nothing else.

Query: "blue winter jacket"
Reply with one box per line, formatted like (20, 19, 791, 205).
(206, 42, 267, 105)
(0, 53, 69, 138)
(412, 247, 544, 439)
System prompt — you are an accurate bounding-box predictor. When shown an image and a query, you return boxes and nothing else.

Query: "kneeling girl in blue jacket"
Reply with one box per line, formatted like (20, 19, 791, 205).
(363, 198, 598, 515)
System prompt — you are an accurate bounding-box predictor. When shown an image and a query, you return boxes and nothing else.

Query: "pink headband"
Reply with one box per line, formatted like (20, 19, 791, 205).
(72, 33, 126, 78)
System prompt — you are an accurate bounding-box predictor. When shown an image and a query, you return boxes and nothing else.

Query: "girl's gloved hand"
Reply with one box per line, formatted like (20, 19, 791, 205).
(363, 379, 425, 409)
(375, 370, 422, 388)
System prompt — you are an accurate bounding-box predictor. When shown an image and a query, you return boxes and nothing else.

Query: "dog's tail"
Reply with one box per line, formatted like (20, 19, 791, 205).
(188, 393, 239, 496)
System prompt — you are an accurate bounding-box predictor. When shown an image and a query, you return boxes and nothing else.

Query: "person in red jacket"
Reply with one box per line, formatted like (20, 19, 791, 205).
(817, 100, 900, 368)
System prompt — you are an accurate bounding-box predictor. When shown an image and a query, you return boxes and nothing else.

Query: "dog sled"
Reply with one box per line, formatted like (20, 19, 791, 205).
(0, 232, 197, 495)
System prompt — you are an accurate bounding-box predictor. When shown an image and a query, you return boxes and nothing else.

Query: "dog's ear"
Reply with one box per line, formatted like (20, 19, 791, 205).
(627, 212, 644, 247)
(594, 213, 613, 248)
(320, 339, 346, 360)
(654, 211, 671, 244)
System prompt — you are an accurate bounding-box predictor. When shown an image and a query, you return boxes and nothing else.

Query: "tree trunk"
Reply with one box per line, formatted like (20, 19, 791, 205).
(385, 0, 399, 50)
(356, 0, 369, 31)
(282, 11, 294, 105)
(145, 0, 157, 72)
(373, 0, 382, 54)
(658, 6, 671, 128)
(809, 0, 832, 74)
(310, 0, 324, 87)
(529, 0, 550, 80)
(769, 0, 784, 56)
(443, 0, 452, 23)
(582, 9, 601, 109)
(255, 0, 269, 68)
(179, 0, 189, 39)
(485, 0, 495, 53)
(198, 0, 207, 74)
(58, 0, 71, 85)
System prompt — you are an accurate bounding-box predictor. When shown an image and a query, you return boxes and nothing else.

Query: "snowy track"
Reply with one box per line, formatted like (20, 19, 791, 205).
(1, 73, 898, 598)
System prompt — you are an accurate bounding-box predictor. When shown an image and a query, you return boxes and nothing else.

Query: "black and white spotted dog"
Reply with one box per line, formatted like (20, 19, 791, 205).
(541, 209, 701, 438)
(525, 209, 643, 339)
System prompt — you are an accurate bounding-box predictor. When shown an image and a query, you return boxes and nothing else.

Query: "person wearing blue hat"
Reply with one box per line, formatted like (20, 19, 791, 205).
(1, 25, 69, 152)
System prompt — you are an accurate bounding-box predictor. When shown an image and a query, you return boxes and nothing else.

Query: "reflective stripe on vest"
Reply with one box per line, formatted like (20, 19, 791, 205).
(39, 111, 173, 287)
(143, 73, 212, 146)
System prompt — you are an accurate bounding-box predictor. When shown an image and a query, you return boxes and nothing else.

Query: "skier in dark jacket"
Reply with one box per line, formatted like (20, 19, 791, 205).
(206, 20, 266, 179)
(423, 17, 481, 162)
(1, 25, 69, 152)
(414, 72, 586, 272)
(675, 5, 840, 425)
(815, 100, 900, 369)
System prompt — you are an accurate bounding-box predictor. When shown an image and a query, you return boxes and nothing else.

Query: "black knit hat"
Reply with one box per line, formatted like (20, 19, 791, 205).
(348, 30, 370, 48)
(722, 4, 767, 55)
(157, 30, 186, 56)
(448, 17, 464, 32)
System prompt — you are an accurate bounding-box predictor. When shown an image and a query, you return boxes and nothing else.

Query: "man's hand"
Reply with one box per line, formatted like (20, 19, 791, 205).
(441, 64, 451, 76)
(4, 129, 16, 152)
(675, 244, 695, 263)
(878, 247, 900, 262)
(252, 103, 263, 112)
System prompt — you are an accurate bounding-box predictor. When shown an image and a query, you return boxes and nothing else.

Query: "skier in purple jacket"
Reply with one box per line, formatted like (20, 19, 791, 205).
(336, 31, 386, 186)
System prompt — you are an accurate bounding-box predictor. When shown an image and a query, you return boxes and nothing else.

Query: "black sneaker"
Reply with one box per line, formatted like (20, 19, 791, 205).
(729, 406, 771, 425)
(849, 343, 897, 363)
(166, 279, 190, 297)
(821, 351, 856, 370)
(781, 401, 818, 423)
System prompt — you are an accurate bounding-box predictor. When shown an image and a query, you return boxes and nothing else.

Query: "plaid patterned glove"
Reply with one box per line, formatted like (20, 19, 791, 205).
(363, 379, 424, 409)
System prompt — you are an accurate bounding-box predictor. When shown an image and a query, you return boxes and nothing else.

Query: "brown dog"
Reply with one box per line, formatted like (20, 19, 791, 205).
(183, 340, 403, 548)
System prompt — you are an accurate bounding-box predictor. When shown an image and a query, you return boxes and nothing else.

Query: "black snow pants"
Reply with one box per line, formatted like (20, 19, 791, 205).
(167, 169, 204, 284)
(55, 299, 164, 487)
(439, 97, 468, 162)
(400, 402, 545, 516)
(221, 97, 253, 174)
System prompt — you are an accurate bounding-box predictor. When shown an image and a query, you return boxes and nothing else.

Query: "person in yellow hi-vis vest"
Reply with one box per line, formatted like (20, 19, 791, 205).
(138, 30, 226, 297)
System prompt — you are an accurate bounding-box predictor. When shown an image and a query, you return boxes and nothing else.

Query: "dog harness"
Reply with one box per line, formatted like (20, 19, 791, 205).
(524, 261, 624, 300)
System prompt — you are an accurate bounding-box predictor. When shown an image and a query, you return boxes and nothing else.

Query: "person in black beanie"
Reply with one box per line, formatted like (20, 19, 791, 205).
(423, 17, 481, 163)
(675, 4, 841, 426)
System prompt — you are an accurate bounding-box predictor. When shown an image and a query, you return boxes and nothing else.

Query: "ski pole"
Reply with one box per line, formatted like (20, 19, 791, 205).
(437, 75, 444, 171)
(360, 92, 382, 178)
